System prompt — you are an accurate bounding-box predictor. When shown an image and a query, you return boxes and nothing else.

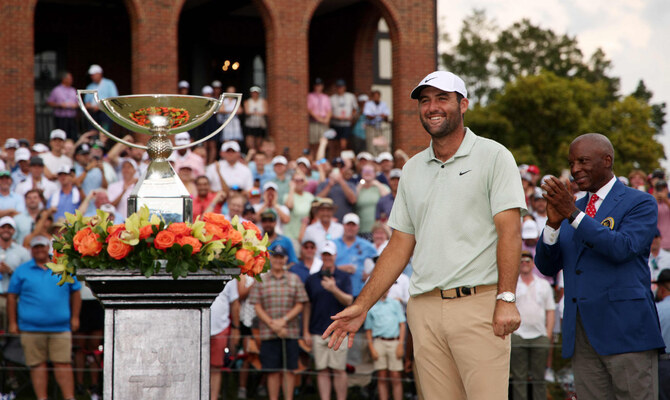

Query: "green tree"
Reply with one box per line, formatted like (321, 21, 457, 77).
(631, 80, 667, 134)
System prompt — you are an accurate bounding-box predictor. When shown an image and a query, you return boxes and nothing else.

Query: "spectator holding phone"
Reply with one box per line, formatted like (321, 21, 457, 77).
(303, 241, 353, 400)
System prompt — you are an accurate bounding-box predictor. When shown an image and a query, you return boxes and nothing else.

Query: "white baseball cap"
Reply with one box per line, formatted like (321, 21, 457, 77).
(88, 64, 103, 75)
(32, 143, 49, 153)
(356, 152, 373, 161)
(272, 155, 287, 166)
(263, 181, 279, 192)
(321, 241, 337, 255)
(178, 80, 190, 89)
(342, 213, 360, 225)
(249, 86, 262, 93)
(376, 152, 393, 163)
(174, 132, 191, 146)
(100, 203, 117, 214)
(410, 71, 468, 99)
(30, 235, 51, 248)
(389, 168, 402, 179)
(212, 80, 222, 88)
(220, 141, 241, 152)
(56, 165, 74, 175)
(120, 157, 138, 171)
(202, 85, 214, 95)
(50, 129, 67, 140)
(15, 147, 31, 162)
(0, 216, 16, 230)
(521, 220, 539, 240)
(296, 157, 311, 168)
(4, 138, 18, 149)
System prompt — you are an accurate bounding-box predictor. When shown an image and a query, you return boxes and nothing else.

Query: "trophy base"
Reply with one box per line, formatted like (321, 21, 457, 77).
(128, 195, 193, 223)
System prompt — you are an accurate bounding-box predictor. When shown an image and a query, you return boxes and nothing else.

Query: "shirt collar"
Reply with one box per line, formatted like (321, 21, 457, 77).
(590, 175, 617, 201)
(425, 128, 476, 164)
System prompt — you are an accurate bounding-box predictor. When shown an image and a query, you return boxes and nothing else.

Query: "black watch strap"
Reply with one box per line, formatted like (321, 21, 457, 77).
(568, 209, 581, 224)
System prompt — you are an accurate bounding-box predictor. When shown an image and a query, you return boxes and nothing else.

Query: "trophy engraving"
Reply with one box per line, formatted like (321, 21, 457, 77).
(77, 90, 242, 222)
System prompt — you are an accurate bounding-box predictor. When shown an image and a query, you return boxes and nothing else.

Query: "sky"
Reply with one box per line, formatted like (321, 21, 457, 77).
(437, 0, 670, 164)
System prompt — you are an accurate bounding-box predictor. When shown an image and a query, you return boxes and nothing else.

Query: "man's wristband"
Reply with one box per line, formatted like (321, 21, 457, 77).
(568, 209, 581, 224)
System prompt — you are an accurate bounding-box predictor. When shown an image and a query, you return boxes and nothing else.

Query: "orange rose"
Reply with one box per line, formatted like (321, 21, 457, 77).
(252, 255, 266, 275)
(204, 223, 225, 242)
(107, 224, 125, 237)
(202, 213, 232, 230)
(107, 236, 133, 260)
(73, 227, 103, 257)
(242, 221, 262, 240)
(235, 248, 254, 273)
(167, 222, 192, 238)
(154, 230, 176, 250)
(177, 235, 202, 254)
(226, 229, 243, 246)
(139, 224, 157, 240)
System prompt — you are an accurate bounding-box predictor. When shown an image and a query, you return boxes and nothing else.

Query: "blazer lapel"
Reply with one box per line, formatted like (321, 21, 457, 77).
(594, 180, 625, 223)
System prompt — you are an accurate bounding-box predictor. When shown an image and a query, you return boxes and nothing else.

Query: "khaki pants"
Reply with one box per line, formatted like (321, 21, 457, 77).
(407, 289, 510, 400)
(364, 123, 392, 156)
(510, 334, 549, 400)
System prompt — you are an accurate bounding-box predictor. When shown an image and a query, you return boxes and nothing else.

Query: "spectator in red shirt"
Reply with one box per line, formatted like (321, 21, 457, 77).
(192, 176, 223, 218)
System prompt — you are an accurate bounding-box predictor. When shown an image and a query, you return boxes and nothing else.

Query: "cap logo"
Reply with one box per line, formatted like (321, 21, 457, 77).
(424, 77, 437, 83)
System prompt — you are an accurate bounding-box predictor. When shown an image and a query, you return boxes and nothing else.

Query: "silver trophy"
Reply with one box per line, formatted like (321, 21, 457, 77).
(78, 90, 242, 223)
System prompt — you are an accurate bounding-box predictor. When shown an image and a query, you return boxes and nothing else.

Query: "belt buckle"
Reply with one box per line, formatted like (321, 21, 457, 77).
(440, 286, 473, 299)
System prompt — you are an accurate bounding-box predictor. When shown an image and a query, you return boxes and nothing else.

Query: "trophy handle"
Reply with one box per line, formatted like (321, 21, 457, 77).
(77, 90, 148, 150)
(173, 92, 243, 151)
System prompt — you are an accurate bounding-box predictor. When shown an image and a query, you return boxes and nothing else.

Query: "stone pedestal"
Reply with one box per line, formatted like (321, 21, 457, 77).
(77, 268, 239, 400)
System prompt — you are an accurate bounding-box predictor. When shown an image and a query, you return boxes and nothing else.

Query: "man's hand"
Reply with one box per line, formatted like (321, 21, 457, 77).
(322, 303, 367, 350)
(321, 276, 337, 292)
(71, 316, 80, 333)
(303, 331, 313, 348)
(0, 262, 12, 274)
(8, 322, 18, 335)
(541, 176, 577, 219)
(492, 301, 520, 338)
(545, 202, 564, 230)
(336, 264, 356, 274)
(370, 347, 379, 361)
(395, 342, 404, 359)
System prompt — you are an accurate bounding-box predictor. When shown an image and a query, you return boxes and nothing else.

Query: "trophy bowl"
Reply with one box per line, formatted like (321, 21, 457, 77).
(78, 90, 242, 223)
(97, 94, 220, 135)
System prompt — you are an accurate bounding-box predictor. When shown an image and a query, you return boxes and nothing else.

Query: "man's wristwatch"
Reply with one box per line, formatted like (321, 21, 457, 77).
(496, 292, 516, 303)
(568, 209, 581, 224)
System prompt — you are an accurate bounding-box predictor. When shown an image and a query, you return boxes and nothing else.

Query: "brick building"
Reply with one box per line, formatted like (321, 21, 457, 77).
(0, 0, 437, 158)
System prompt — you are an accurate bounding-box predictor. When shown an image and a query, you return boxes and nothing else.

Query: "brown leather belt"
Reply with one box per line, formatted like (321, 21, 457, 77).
(374, 337, 399, 341)
(428, 284, 497, 299)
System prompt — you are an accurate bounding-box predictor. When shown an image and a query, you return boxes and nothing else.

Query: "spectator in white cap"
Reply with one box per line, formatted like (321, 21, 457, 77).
(356, 165, 390, 235)
(255, 182, 290, 233)
(324, 70, 527, 400)
(3, 138, 19, 171)
(31, 143, 49, 155)
(376, 168, 401, 223)
(247, 150, 276, 190)
(73, 143, 107, 196)
(0, 216, 31, 294)
(84, 64, 118, 132)
(14, 189, 46, 245)
(206, 141, 253, 193)
(375, 151, 394, 186)
(46, 72, 78, 139)
(269, 155, 291, 204)
(283, 170, 315, 246)
(244, 86, 268, 151)
(303, 198, 344, 256)
(521, 218, 540, 256)
(0, 170, 26, 218)
(202, 85, 214, 97)
(173, 132, 205, 177)
(107, 158, 138, 219)
(334, 213, 378, 297)
(47, 166, 81, 222)
(15, 157, 59, 201)
(211, 80, 222, 98)
(178, 80, 190, 95)
(11, 147, 31, 190)
(217, 85, 244, 145)
(41, 129, 73, 180)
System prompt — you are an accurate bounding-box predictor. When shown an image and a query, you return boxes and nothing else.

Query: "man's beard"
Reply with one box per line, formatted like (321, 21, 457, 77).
(420, 112, 462, 139)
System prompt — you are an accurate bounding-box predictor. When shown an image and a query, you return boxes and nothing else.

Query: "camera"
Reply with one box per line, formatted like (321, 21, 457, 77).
(320, 269, 333, 278)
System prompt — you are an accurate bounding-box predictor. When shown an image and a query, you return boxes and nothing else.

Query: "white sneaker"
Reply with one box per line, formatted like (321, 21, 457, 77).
(237, 387, 247, 399)
(545, 367, 555, 383)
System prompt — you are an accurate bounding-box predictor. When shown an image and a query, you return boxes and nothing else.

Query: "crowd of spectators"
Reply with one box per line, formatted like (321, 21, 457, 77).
(0, 67, 668, 400)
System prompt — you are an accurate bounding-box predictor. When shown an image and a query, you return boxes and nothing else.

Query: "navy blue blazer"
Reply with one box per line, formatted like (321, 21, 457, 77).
(535, 180, 665, 358)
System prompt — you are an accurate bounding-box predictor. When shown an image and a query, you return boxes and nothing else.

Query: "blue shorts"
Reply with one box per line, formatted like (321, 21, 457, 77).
(260, 338, 299, 371)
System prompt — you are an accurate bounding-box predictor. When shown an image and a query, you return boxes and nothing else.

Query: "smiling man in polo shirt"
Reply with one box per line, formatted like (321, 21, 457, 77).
(324, 71, 526, 399)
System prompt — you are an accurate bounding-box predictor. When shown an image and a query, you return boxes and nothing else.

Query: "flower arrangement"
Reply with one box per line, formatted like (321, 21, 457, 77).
(47, 206, 270, 285)
(129, 106, 190, 128)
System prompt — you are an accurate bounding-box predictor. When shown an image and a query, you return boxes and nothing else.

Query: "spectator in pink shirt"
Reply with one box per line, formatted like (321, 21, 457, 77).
(307, 78, 332, 155)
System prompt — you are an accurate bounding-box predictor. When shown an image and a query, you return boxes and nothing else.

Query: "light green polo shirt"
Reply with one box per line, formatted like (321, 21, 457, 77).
(388, 128, 526, 296)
